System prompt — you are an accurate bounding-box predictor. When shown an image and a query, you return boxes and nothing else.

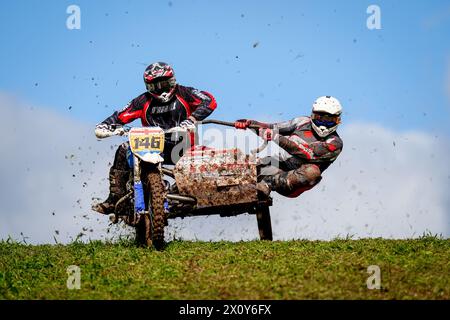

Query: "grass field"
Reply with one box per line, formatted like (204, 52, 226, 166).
(0, 237, 448, 300)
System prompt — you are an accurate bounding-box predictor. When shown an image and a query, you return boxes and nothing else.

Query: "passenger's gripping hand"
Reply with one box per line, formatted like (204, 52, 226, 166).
(259, 128, 273, 141)
(234, 119, 253, 130)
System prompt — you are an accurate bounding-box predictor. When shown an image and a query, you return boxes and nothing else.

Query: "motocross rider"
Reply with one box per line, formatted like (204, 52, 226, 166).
(92, 62, 217, 215)
(235, 96, 343, 198)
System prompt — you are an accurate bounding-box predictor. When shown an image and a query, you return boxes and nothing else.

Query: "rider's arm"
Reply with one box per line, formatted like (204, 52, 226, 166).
(272, 116, 310, 135)
(177, 86, 217, 121)
(308, 136, 343, 161)
(95, 94, 147, 139)
(274, 135, 315, 159)
(273, 134, 343, 161)
(235, 117, 309, 133)
(100, 94, 147, 126)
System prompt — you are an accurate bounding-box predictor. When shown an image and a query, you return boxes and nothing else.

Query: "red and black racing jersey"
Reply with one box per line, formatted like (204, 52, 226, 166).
(101, 85, 217, 129)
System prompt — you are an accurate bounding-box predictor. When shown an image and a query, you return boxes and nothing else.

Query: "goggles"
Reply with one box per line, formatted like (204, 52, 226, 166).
(146, 78, 176, 94)
(311, 112, 341, 128)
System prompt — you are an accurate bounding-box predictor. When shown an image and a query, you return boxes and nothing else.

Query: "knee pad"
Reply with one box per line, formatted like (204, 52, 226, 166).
(296, 164, 321, 185)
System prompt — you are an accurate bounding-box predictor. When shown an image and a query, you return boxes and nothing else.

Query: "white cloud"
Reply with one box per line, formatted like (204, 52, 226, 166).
(0, 93, 120, 244)
(270, 122, 450, 239)
(0, 93, 449, 244)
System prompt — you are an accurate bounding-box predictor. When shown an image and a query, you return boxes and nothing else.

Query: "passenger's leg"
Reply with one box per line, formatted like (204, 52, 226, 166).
(267, 164, 322, 198)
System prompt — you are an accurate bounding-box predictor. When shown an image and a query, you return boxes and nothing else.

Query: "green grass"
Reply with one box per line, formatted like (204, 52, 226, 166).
(0, 237, 448, 299)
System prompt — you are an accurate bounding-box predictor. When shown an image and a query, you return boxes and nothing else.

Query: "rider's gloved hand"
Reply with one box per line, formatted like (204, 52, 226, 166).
(234, 119, 253, 130)
(95, 124, 125, 139)
(95, 124, 113, 139)
(179, 119, 196, 130)
(112, 126, 126, 136)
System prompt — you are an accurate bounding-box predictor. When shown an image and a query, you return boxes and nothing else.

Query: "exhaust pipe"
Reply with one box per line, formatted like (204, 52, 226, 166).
(162, 168, 175, 178)
(167, 194, 196, 204)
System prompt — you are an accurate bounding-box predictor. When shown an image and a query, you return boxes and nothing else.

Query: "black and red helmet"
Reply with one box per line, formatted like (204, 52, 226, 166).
(143, 62, 177, 102)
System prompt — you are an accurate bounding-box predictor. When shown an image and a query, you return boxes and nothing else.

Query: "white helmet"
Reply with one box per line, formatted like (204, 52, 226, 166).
(310, 96, 342, 138)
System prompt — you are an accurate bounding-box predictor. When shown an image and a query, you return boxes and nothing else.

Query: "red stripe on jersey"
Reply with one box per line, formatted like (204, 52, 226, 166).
(176, 94, 192, 116)
(203, 91, 217, 110)
(288, 136, 313, 159)
(327, 143, 337, 152)
(140, 100, 151, 126)
(118, 108, 142, 124)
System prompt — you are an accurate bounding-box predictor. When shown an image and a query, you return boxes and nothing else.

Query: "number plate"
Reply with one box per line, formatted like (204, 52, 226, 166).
(129, 127, 165, 154)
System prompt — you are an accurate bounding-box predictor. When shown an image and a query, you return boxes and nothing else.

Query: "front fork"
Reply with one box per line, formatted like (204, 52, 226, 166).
(132, 154, 168, 217)
(133, 154, 146, 215)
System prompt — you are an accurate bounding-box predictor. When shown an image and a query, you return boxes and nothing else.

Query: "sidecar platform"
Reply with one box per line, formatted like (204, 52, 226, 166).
(166, 197, 272, 219)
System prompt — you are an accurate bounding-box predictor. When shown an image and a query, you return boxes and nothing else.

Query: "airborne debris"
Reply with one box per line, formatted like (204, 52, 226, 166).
(252, 42, 259, 48)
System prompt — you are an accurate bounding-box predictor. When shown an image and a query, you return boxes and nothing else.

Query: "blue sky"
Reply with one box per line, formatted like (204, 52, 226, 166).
(0, 0, 449, 134)
(1, 1, 449, 242)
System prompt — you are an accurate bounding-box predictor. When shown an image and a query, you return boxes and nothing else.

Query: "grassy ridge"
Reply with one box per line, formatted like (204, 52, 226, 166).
(0, 237, 448, 299)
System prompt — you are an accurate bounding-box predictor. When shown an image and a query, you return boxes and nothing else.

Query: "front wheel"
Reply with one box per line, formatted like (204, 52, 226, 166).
(255, 206, 273, 241)
(135, 167, 166, 250)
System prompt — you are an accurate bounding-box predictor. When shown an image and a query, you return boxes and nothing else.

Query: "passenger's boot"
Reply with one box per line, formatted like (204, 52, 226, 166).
(92, 168, 130, 215)
(256, 175, 276, 197)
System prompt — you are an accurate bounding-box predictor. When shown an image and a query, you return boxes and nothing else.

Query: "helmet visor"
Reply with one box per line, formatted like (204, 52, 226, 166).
(146, 78, 176, 95)
(311, 112, 341, 128)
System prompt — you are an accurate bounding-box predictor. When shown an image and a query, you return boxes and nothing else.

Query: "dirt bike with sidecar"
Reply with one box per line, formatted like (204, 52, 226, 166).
(106, 120, 273, 249)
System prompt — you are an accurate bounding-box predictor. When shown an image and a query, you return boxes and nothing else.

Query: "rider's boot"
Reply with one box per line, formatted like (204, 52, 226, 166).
(92, 168, 130, 215)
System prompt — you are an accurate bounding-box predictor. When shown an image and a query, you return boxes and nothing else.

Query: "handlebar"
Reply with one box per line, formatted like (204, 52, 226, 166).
(201, 119, 261, 130)
(200, 119, 268, 155)
(112, 125, 187, 137)
(99, 119, 269, 155)
(110, 119, 264, 135)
